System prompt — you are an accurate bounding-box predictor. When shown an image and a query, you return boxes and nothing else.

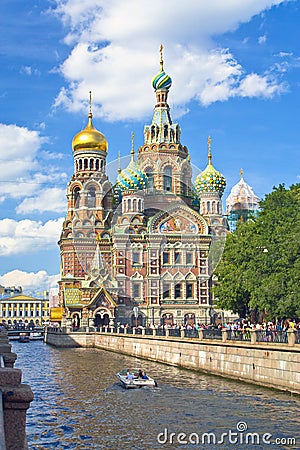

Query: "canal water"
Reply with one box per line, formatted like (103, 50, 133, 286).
(12, 340, 299, 450)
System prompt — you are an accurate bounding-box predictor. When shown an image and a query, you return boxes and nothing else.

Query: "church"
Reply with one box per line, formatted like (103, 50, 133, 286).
(58, 47, 229, 329)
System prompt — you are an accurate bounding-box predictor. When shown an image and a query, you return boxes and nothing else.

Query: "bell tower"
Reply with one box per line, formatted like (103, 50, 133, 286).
(138, 46, 193, 205)
(58, 93, 114, 322)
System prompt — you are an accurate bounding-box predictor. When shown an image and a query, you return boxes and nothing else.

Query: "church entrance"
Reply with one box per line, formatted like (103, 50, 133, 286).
(94, 311, 110, 327)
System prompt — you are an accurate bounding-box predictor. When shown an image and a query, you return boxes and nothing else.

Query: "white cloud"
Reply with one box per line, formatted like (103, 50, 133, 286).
(0, 218, 64, 256)
(0, 123, 68, 208)
(16, 188, 66, 214)
(237, 73, 285, 97)
(51, 0, 289, 121)
(20, 66, 40, 76)
(0, 269, 59, 292)
(258, 35, 267, 44)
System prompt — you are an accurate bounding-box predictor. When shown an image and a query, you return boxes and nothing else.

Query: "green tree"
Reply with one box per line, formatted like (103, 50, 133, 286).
(214, 184, 300, 319)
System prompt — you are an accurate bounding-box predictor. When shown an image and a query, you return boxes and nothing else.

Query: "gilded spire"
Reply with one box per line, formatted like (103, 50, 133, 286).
(131, 132, 135, 161)
(159, 44, 164, 71)
(89, 90, 92, 118)
(207, 136, 212, 164)
(118, 151, 121, 174)
(240, 168, 244, 179)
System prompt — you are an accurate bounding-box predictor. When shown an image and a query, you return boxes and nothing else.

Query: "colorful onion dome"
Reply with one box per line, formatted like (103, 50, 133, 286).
(72, 92, 108, 152)
(195, 137, 226, 197)
(115, 134, 148, 193)
(152, 71, 172, 91)
(152, 44, 172, 91)
(116, 160, 148, 192)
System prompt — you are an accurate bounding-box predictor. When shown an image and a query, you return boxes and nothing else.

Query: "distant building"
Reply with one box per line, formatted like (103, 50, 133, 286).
(226, 169, 260, 232)
(0, 294, 49, 326)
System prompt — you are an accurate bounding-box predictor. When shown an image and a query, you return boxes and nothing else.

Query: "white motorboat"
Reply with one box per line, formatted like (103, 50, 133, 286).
(116, 368, 157, 389)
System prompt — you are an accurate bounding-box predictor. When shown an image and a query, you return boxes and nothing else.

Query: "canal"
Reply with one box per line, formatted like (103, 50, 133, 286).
(12, 340, 299, 449)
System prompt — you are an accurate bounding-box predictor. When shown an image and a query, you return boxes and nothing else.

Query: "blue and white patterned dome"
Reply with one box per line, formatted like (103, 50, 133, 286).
(152, 70, 172, 91)
(116, 160, 148, 193)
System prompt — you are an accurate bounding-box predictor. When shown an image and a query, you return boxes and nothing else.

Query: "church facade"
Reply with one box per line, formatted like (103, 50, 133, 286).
(58, 48, 228, 328)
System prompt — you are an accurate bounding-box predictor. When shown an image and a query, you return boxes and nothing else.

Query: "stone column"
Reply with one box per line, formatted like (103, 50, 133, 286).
(198, 329, 204, 340)
(222, 329, 228, 343)
(287, 329, 295, 347)
(0, 329, 34, 450)
(250, 330, 257, 344)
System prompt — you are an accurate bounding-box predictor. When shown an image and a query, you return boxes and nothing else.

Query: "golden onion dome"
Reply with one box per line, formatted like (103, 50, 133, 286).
(72, 112, 108, 153)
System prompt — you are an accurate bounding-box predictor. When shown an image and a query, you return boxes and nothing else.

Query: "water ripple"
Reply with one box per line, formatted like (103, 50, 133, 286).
(11, 341, 300, 450)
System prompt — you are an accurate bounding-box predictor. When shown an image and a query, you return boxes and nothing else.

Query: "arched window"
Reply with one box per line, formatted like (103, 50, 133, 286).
(84, 158, 88, 169)
(151, 126, 155, 140)
(145, 167, 154, 190)
(79, 159, 82, 170)
(95, 159, 99, 171)
(74, 187, 80, 208)
(164, 125, 168, 139)
(164, 166, 172, 192)
(87, 187, 96, 207)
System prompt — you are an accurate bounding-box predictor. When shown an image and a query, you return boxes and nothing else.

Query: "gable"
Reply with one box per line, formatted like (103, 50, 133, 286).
(87, 286, 117, 309)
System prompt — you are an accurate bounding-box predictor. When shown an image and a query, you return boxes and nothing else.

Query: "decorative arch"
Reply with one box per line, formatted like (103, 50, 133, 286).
(149, 205, 209, 235)
(161, 272, 173, 280)
(185, 272, 196, 281)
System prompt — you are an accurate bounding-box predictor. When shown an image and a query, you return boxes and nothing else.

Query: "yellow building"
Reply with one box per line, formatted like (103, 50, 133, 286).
(0, 294, 49, 326)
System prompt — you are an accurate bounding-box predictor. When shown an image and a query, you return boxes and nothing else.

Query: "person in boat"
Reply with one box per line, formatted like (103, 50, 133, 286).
(138, 369, 149, 380)
(126, 370, 134, 380)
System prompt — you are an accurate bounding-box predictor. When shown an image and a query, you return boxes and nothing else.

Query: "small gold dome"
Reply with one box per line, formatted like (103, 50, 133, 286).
(72, 113, 108, 152)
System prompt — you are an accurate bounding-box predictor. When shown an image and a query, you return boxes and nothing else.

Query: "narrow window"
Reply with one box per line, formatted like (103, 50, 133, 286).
(164, 166, 172, 192)
(163, 283, 170, 299)
(175, 283, 182, 299)
(133, 283, 140, 298)
(163, 252, 170, 265)
(186, 283, 193, 298)
(132, 252, 140, 266)
(186, 252, 193, 265)
(174, 252, 181, 265)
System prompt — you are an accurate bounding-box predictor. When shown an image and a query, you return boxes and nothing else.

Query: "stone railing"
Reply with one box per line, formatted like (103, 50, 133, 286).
(0, 328, 34, 450)
(48, 325, 300, 347)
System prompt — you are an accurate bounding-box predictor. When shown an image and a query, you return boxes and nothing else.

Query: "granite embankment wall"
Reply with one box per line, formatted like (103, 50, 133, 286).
(45, 329, 300, 395)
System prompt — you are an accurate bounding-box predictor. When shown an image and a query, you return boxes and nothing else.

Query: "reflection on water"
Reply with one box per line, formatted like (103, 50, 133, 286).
(12, 341, 299, 449)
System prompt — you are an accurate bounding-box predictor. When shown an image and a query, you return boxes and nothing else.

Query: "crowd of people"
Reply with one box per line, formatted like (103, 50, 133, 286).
(117, 318, 300, 331)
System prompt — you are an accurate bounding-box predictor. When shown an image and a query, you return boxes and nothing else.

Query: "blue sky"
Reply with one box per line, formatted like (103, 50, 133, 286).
(0, 0, 299, 293)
